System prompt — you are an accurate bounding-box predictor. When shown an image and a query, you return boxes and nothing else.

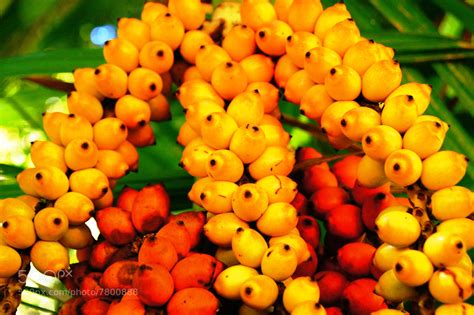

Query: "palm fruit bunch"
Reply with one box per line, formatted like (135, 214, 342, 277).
(59, 184, 224, 315)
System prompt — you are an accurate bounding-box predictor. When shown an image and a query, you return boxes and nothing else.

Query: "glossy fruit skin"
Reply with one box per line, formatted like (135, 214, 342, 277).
(311, 187, 350, 219)
(293, 243, 319, 278)
(296, 215, 321, 249)
(337, 242, 376, 277)
(138, 235, 178, 271)
(362, 125, 403, 160)
(232, 183, 269, 221)
(375, 210, 421, 247)
(428, 267, 472, 304)
(133, 263, 174, 307)
(156, 221, 191, 259)
(437, 218, 474, 249)
(131, 184, 170, 234)
(232, 228, 268, 268)
(393, 250, 434, 287)
(222, 25, 256, 62)
(201, 112, 239, 149)
(423, 232, 466, 267)
(256, 202, 298, 237)
(326, 204, 364, 240)
(0, 245, 22, 278)
(323, 19, 360, 57)
(430, 186, 472, 221)
(256, 175, 298, 204)
(357, 155, 388, 188)
(96, 207, 136, 245)
(171, 253, 223, 290)
(313, 271, 348, 305)
(341, 278, 387, 315)
(372, 243, 408, 273)
(200, 181, 238, 214)
(31, 241, 69, 275)
(381, 94, 418, 133)
(361, 192, 398, 231)
(261, 243, 298, 281)
(374, 270, 418, 303)
(204, 213, 249, 247)
(421, 150, 468, 190)
(362, 60, 402, 102)
(240, 275, 279, 310)
(384, 149, 423, 187)
(213, 264, 258, 300)
(283, 276, 320, 313)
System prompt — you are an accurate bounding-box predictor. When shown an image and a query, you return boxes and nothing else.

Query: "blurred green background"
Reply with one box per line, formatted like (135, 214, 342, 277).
(0, 0, 473, 313)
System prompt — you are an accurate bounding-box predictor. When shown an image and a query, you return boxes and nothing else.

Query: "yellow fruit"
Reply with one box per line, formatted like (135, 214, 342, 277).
(227, 91, 264, 127)
(402, 121, 446, 159)
(423, 232, 466, 267)
(177, 122, 200, 147)
(453, 253, 473, 273)
(357, 155, 388, 188)
(195, 44, 231, 81)
(375, 211, 420, 247)
(95, 150, 129, 179)
(431, 186, 473, 221)
(429, 267, 472, 304)
(324, 65, 361, 101)
(187, 177, 214, 207)
(200, 181, 239, 214)
(215, 247, 240, 267)
(168, 0, 205, 30)
(343, 39, 382, 76)
(185, 100, 225, 133)
(103, 37, 139, 72)
(34, 207, 69, 241)
(176, 79, 224, 109)
(340, 107, 381, 141)
(256, 202, 298, 237)
(214, 264, 258, 300)
(232, 184, 269, 222)
(286, 31, 321, 68)
(54, 192, 94, 225)
(269, 234, 310, 264)
(180, 144, 215, 178)
(373, 243, 409, 273)
(362, 60, 402, 102)
(261, 243, 298, 281)
(16, 195, 40, 210)
(201, 112, 239, 149)
(60, 224, 94, 249)
(94, 64, 128, 99)
(323, 19, 360, 57)
(386, 82, 432, 115)
(283, 276, 320, 313)
(32, 166, 69, 200)
(320, 101, 359, 137)
(437, 218, 474, 249)
(67, 91, 103, 124)
(93, 117, 128, 150)
(42, 112, 68, 145)
(1, 215, 36, 249)
(291, 302, 326, 315)
(31, 141, 67, 173)
(206, 149, 244, 182)
(241, 275, 278, 310)
(16, 168, 39, 197)
(64, 139, 99, 170)
(372, 310, 411, 315)
(0, 245, 22, 278)
(0, 198, 35, 221)
(229, 124, 267, 164)
(73, 68, 104, 99)
(314, 2, 351, 39)
(381, 95, 418, 133)
(259, 124, 291, 147)
(31, 241, 69, 275)
(415, 115, 449, 132)
(232, 227, 268, 268)
(288, 0, 323, 33)
(393, 250, 434, 287)
(240, 0, 277, 31)
(299, 84, 334, 122)
(284, 69, 315, 104)
(249, 146, 295, 181)
(255, 175, 297, 204)
(115, 95, 152, 129)
(362, 125, 403, 160)
(256, 20, 293, 57)
(435, 303, 474, 315)
(115, 140, 139, 172)
(421, 151, 468, 190)
(375, 269, 418, 303)
(204, 213, 249, 247)
(69, 168, 110, 200)
(93, 187, 114, 210)
(384, 149, 422, 187)
(303, 48, 341, 85)
(59, 114, 93, 146)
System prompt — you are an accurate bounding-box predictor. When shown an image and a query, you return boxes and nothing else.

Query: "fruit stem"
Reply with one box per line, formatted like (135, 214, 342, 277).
(0, 252, 31, 314)
(280, 114, 327, 142)
(293, 150, 364, 172)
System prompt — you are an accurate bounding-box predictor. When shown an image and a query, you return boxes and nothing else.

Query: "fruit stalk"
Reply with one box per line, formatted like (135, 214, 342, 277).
(0, 253, 30, 315)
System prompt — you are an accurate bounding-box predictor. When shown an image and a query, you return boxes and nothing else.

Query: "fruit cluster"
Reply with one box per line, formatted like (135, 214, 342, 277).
(59, 184, 223, 315)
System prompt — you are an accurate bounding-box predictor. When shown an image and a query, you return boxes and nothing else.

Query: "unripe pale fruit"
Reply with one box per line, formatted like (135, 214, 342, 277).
(256, 202, 298, 237)
(321, 101, 359, 137)
(227, 91, 264, 127)
(232, 183, 269, 221)
(206, 149, 244, 182)
(200, 181, 238, 214)
(381, 94, 418, 133)
(283, 276, 320, 313)
(429, 267, 472, 304)
(431, 186, 473, 221)
(323, 19, 360, 57)
(373, 243, 409, 273)
(32, 166, 69, 200)
(229, 124, 266, 164)
(201, 112, 239, 149)
(64, 139, 99, 170)
(31, 141, 67, 173)
(59, 114, 94, 146)
(180, 144, 215, 178)
(384, 149, 422, 187)
(187, 177, 213, 207)
(340, 107, 381, 141)
(291, 302, 326, 315)
(256, 175, 297, 204)
(248, 146, 295, 180)
(0, 245, 22, 278)
(375, 211, 420, 247)
(261, 243, 298, 281)
(304, 47, 342, 84)
(232, 227, 268, 268)
(269, 234, 311, 264)
(324, 65, 361, 101)
(435, 303, 474, 315)
(423, 232, 466, 267)
(357, 155, 388, 188)
(421, 151, 468, 190)
(403, 121, 446, 159)
(213, 264, 258, 300)
(437, 218, 474, 249)
(34, 207, 69, 241)
(1, 215, 36, 249)
(393, 250, 434, 286)
(31, 241, 69, 275)
(185, 100, 225, 133)
(362, 60, 402, 102)
(69, 168, 109, 200)
(387, 82, 432, 115)
(240, 275, 279, 310)
(300, 84, 334, 122)
(362, 125, 403, 160)
(204, 213, 249, 247)
(375, 270, 418, 303)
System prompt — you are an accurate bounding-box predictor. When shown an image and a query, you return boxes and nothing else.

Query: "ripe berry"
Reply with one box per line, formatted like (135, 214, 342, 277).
(362, 125, 403, 160)
(326, 204, 364, 240)
(240, 0, 276, 31)
(94, 64, 128, 99)
(288, 0, 323, 32)
(384, 149, 423, 187)
(311, 187, 349, 219)
(222, 24, 256, 62)
(341, 278, 387, 315)
(139, 41, 174, 74)
(300, 84, 334, 122)
(211, 61, 248, 100)
(274, 54, 299, 88)
(103, 38, 139, 72)
(284, 70, 315, 104)
(286, 31, 321, 67)
(324, 65, 361, 101)
(313, 271, 348, 305)
(150, 12, 184, 50)
(256, 20, 293, 56)
(323, 19, 360, 57)
(256, 202, 298, 237)
(362, 60, 402, 102)
(232, 228, 268, 268)
(240, 54, 274, 83)
(337, 242, 376, 277)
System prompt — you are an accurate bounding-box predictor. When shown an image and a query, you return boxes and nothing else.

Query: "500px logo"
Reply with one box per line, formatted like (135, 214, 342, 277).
(17, 269, 73, 284)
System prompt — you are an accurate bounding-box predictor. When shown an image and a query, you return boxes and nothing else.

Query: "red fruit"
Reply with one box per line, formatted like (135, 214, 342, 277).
(70, 262, 91, 287)
(116, 186, 138, 212)
(138, 235, 178, 270)
(326, 306, 344, 315)
(106, 300, 145, 315)
(131, 184, 170, 233)
(167, 288, 219, 315)
(302, 167, 338, 195)
(337, 242, 376, 277)
(156, 220, 192, 259)
(332, 155, 361, 189)
(58, 297, 84, 315)
(89, 241, 119, 271)
(314, 271, 348, 305)
(296, 215, 320, 248)
(361, 192, 398, 230)
(170, 253, 224, 290)
(76, 246, 91, 262)
(133, 264, 174, 307)
(96, 207, 137, 245)
(101, 260, 138, 290)
(311, 187, 350, 219)
(352, 181, 390, 205)
(293, 243, 318, 278)
(341, 278, 387, 315)
(291, 192, 310, 216)
(323, 232, 353, 256)
(80, 272, 106, 300)
(326, 204, 364, 240)
(168, 210, 206, 248)
(81, 298, 110, 315)
(296, 147, 330, 170)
